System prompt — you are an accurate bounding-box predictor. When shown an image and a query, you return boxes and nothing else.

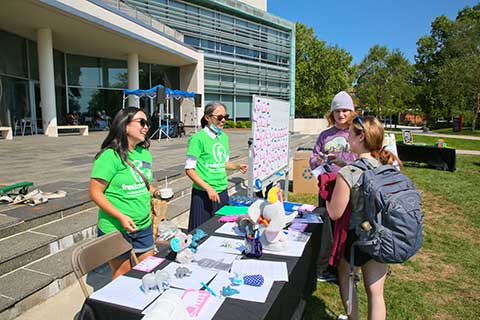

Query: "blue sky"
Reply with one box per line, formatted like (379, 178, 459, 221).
(268, 0, 479, 64)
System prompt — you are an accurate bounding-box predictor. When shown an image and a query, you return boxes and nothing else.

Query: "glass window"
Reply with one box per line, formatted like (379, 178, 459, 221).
(67, 54, 102, 87)
(235, 95, 251, 119)
(67, 87, 122, 127)
(184, 36, 200, 47)
(102, 58, 127, 88)
(206, 73, 219, 81)
(205, 94, 220, 104)
(220, 43, 234, 54)
(53, 50, 65, 86)
(28, 40, 39, 80)
(220, 95, 233, 116)
(0, 31, 28, 78)
(139, 63, 149, 88)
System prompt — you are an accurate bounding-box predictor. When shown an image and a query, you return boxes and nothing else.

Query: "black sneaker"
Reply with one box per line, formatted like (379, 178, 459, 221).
(317, 271, 337, 282)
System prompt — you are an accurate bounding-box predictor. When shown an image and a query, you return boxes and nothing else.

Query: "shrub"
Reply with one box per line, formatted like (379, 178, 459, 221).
(224, 120, 235, 128)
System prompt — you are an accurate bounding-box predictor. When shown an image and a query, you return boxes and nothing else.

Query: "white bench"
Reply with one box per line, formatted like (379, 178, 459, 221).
(0, 126, 13, 140)
(57, 125, 89, 136)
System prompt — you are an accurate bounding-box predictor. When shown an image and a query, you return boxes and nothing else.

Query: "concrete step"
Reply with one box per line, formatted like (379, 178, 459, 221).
(0, 239, 91, 320)
(0, 209, 97, 277)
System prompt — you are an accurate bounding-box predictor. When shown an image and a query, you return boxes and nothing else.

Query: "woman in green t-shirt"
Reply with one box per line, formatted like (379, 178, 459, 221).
(90, 107, 159, 279)
(185, 102, 247, 231)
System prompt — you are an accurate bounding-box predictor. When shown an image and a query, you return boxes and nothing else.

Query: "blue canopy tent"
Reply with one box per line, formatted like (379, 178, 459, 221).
(122, 85, 196, 140)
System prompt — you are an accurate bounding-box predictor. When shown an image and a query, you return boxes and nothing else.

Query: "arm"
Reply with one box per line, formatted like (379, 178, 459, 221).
(89, 178, 138, 232)
(185, 168, 221, 203)
(309, 133, 324, 170)
(225, 162, 248, 173)
(326, 175, 351, 220)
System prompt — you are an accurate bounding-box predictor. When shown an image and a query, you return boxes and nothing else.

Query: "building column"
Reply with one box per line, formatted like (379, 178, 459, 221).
(37, 28, 57, 137)
(127, 53, 139, 108)
(180, 52, 204, 127)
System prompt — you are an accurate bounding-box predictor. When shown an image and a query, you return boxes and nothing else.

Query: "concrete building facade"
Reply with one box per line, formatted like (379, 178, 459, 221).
(0, 0, 294, 136)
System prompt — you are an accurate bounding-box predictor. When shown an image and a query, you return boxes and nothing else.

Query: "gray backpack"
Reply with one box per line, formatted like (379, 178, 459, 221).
(351, 159, 423, 264)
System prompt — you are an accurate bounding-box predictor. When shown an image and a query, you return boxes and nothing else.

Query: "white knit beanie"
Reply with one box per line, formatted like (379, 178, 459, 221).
(330, 91, 354, 112)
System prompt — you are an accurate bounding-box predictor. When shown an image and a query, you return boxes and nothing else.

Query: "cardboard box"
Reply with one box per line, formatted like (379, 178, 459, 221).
(293, 151, 318, 194)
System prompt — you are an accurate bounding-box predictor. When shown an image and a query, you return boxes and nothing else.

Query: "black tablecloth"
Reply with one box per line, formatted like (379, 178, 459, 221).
(396, 143, 456, 172)
(83, 214, 322, 320)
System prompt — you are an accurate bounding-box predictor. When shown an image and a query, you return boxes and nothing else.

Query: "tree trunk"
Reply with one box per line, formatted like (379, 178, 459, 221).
(473, 92, 480, 131)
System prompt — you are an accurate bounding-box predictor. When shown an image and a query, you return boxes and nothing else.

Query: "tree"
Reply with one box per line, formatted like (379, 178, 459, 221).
(355, 45, 414, 119)
(295, 23, 354, 117)
(414, 4, 480, 130)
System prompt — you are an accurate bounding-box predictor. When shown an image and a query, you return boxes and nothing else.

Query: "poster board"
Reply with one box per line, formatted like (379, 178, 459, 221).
(383, 133, 398, 158)
(248, 96, 290, 194)
(402, 130, 413, 144)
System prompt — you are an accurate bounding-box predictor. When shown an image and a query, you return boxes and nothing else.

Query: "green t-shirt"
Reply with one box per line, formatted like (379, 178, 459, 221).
(91, 147, 152, 234)
(186, 130, 230, 192)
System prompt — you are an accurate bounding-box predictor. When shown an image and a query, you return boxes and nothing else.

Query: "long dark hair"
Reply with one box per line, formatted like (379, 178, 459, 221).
(95, 107, 150, 164)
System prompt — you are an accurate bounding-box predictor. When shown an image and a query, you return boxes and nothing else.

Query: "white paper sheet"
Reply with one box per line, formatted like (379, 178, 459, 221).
(293, 213, 322, 224)
(198, 236, 245, 255)
(208, 271, 274, 303)
(258, 230, 311, 257)
(161, 262, 218, 290)
(214, 222, 245, 237)
(230, 260, 288, 282)
(89, 275, 159, 310)
(142, 288, 224, 320)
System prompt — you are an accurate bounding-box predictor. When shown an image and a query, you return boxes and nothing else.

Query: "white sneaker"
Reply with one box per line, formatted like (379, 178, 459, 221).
(337, 315, 348, 320)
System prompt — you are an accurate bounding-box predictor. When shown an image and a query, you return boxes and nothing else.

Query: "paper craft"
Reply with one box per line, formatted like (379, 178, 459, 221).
(143, 287, 224, 320)
(193, 250, 240, 271)
(198, 236, 245, 255)
(160, 262, 218, 290)
(214, 222, 245, 237)
(133, 256, 165, 272)
(182, 289, 211, 317)
(288, 222, 308, 232)
(231, 260, 288, 282)
(293, 213, 322, 224)
(214, 205, 249, 216)
(208, 271, 274, 303)
(89, 275, 159, 310)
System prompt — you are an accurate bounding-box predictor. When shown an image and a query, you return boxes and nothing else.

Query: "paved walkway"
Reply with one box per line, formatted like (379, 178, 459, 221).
(0, 129, 316, 320)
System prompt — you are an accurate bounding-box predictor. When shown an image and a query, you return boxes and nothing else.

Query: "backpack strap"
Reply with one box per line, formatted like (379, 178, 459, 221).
(350, 158, 378, 224)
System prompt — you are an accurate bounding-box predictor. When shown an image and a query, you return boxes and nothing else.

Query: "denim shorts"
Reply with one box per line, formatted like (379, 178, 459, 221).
(97, 225, 154, 260)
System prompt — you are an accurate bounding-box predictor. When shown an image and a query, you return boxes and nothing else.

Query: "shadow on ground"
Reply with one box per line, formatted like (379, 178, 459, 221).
(303, 295, 336, 320)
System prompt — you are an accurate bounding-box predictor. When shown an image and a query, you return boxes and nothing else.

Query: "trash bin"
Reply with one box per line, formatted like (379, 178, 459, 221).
(293, 150, 318, 194)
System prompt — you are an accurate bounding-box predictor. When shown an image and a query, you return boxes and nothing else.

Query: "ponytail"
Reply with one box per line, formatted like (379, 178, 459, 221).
(373, 146, 403, 168)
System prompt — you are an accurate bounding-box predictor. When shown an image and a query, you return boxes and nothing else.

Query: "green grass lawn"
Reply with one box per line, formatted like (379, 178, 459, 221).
(393, 134, 480, 151)
(289, 154, 480, 319)
(433, 127, 480, 136)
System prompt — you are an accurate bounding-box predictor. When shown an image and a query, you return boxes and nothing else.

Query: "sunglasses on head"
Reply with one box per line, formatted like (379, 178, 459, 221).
(131, 118, 149, 128)
(211, 114, 229, 121)
(355, 115, 365, 131)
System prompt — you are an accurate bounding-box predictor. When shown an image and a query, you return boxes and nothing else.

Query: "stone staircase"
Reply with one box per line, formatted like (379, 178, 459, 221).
(0, 134, 314, 320)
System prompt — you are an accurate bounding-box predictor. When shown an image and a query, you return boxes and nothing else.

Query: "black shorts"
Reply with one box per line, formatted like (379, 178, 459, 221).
(344, 229, 372, 267)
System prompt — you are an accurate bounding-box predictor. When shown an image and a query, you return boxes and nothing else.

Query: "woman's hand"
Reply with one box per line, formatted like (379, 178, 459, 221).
(239, 164, 248, 174)
(119, 214, 138, 233)
(317, 152, 336, 165)
(152, 189, 162, 199)
(206, 186, 220, 203)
